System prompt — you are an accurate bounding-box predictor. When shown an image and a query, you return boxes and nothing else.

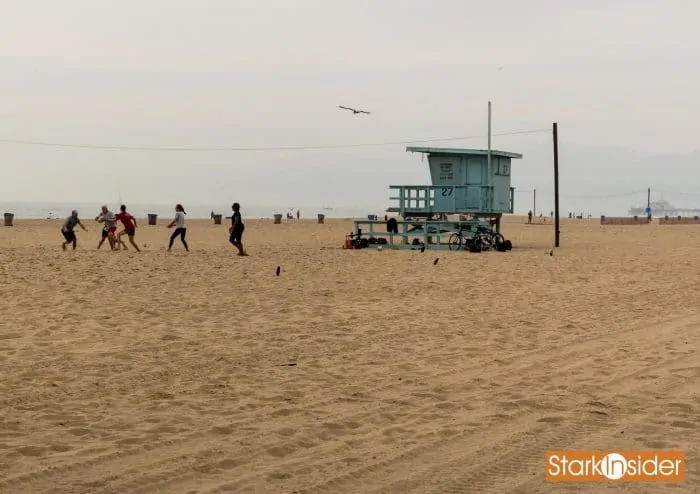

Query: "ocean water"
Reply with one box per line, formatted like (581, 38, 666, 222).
(0, 201, 385, 220)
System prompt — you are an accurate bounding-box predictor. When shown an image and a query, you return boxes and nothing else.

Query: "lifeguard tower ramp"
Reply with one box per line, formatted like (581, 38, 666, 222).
(351, 146, 522, 250)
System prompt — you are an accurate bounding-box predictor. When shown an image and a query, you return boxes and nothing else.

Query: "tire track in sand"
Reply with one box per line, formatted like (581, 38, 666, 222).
(290, 313, 698, 494)
(191, 314, 699, 494)
(1, 313, 695, 493)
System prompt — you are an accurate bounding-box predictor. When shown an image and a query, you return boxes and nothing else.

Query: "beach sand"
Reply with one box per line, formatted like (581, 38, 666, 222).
(0, 216, 697, 493)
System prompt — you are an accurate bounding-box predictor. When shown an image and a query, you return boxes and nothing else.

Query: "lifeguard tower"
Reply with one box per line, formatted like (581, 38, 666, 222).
(351, 146, 522, 249)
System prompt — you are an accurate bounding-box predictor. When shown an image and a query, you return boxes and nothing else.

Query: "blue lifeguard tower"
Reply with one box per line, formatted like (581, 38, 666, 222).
(351, 146, 522, 249)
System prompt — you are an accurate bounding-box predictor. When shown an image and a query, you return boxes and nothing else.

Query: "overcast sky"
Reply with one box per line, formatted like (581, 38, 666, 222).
(1, 0, 698, 213)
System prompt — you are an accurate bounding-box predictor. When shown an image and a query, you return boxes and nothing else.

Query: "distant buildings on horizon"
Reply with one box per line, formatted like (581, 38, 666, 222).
(628, 199, 700, 217)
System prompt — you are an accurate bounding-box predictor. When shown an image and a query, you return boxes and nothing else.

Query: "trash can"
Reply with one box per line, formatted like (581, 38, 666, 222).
(3, 213, 14, 226)
(212, 214, 222, 225)
(317, 214, 325, 224)
(273, 214, 282, 224)
(147, 213, 158, 225)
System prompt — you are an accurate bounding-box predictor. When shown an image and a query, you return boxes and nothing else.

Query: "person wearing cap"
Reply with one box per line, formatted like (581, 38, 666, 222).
(229, 202, 248, 256)
(61, 210, 88, 250)
(166, 204, 189, 252)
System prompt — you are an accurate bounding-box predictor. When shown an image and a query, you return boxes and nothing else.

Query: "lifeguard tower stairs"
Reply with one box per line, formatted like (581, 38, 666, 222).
(353, 146, 522, 250)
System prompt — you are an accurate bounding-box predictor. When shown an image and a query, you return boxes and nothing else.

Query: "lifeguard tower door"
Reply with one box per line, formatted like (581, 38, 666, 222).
(465, 157, 485, 209)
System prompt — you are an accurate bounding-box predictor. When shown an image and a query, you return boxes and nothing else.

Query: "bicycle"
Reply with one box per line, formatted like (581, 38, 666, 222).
(448, 226, 470, 251)
(472, 225, 505, 251)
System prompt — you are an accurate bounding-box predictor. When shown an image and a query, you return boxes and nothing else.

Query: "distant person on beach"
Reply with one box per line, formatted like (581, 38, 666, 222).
(167, 204, 189, 252)
(61, 210, 88, 250)
(95, 205, 118, 250)
(229, 202, 248, 256)
(115, 205, 141, 252)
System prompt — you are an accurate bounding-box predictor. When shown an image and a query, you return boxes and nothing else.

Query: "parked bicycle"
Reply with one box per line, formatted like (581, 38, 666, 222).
(448, 225, 470, 251)
(472, 225, 505, 251)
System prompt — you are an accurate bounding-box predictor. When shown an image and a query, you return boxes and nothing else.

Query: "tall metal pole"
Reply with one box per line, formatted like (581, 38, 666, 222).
(487, 101, 492, 189)
(533, 188, 536, 216)
(553, 122, 560, 247)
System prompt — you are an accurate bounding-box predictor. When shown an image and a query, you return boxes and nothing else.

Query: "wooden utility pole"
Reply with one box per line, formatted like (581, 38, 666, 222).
(553, 122, 560, 247)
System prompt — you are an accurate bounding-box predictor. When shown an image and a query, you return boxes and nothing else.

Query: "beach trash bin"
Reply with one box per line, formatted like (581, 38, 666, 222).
(212, 214, 222, 225)
(147, 213, 158, 225)
(3, 213, 14, 226)
(273, 214, 282, 224)
(317, 213, 325, 224)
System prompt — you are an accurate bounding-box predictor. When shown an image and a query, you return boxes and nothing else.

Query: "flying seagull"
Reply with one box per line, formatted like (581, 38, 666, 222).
(339, 105, 370, 115)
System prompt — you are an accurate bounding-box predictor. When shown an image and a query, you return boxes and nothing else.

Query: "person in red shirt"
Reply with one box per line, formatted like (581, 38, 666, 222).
(115, 205, 141, 252)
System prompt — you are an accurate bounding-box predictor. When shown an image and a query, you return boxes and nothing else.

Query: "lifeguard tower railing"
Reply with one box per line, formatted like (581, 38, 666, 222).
(386, 185, 515, 216)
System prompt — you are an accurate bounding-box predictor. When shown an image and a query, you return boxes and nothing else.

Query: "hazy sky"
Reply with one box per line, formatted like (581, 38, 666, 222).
(1, 0, 698, 213)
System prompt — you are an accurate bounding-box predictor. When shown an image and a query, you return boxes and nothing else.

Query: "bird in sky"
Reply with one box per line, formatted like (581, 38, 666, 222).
(338, 105, 370, 115)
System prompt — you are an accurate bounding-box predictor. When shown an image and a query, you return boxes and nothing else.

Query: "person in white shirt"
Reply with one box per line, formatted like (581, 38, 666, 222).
(167, 204, 189, 252)
(95, 205, 120, 250)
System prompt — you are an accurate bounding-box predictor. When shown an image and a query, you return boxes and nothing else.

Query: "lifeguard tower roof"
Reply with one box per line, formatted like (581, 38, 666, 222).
(406, 146, 523, 160)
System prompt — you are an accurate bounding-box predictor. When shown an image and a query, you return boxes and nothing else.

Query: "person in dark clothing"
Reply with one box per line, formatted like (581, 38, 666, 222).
(167, 204, 189, 252)
(229, 202, 248, 256)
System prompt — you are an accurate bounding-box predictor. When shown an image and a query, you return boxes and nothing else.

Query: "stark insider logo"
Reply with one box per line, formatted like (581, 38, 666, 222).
(545, 451, 685, 482)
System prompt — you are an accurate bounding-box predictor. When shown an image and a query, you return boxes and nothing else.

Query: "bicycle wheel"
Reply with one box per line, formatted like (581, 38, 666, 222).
(448, 233, 463, 251)
(492, 232, 505, 247)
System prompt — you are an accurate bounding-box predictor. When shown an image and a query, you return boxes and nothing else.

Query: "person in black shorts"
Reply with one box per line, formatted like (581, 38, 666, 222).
(229, 202, 248, 256)
(61, 210, 88, 250)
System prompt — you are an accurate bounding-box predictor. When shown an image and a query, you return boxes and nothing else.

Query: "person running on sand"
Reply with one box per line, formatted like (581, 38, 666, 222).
(61, 210, 88, 250)
(95, 205, 119, 250)
(115, 205, 141, 252)
(229, 202, 248, 256)
(167, 204, 189, 252)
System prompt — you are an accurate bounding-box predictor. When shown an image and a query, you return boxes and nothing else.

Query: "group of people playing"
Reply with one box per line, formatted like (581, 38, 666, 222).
(60, 202, 247, 255)
(60, 204, 140, 252)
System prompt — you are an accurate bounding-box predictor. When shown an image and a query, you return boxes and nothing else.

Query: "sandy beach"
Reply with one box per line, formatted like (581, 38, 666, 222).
(0, 215, 697, 493)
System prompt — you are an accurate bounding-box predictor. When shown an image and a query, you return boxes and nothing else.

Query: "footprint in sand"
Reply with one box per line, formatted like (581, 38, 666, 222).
(537, 416, 566, 424)
(16, 445, 46, 457)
